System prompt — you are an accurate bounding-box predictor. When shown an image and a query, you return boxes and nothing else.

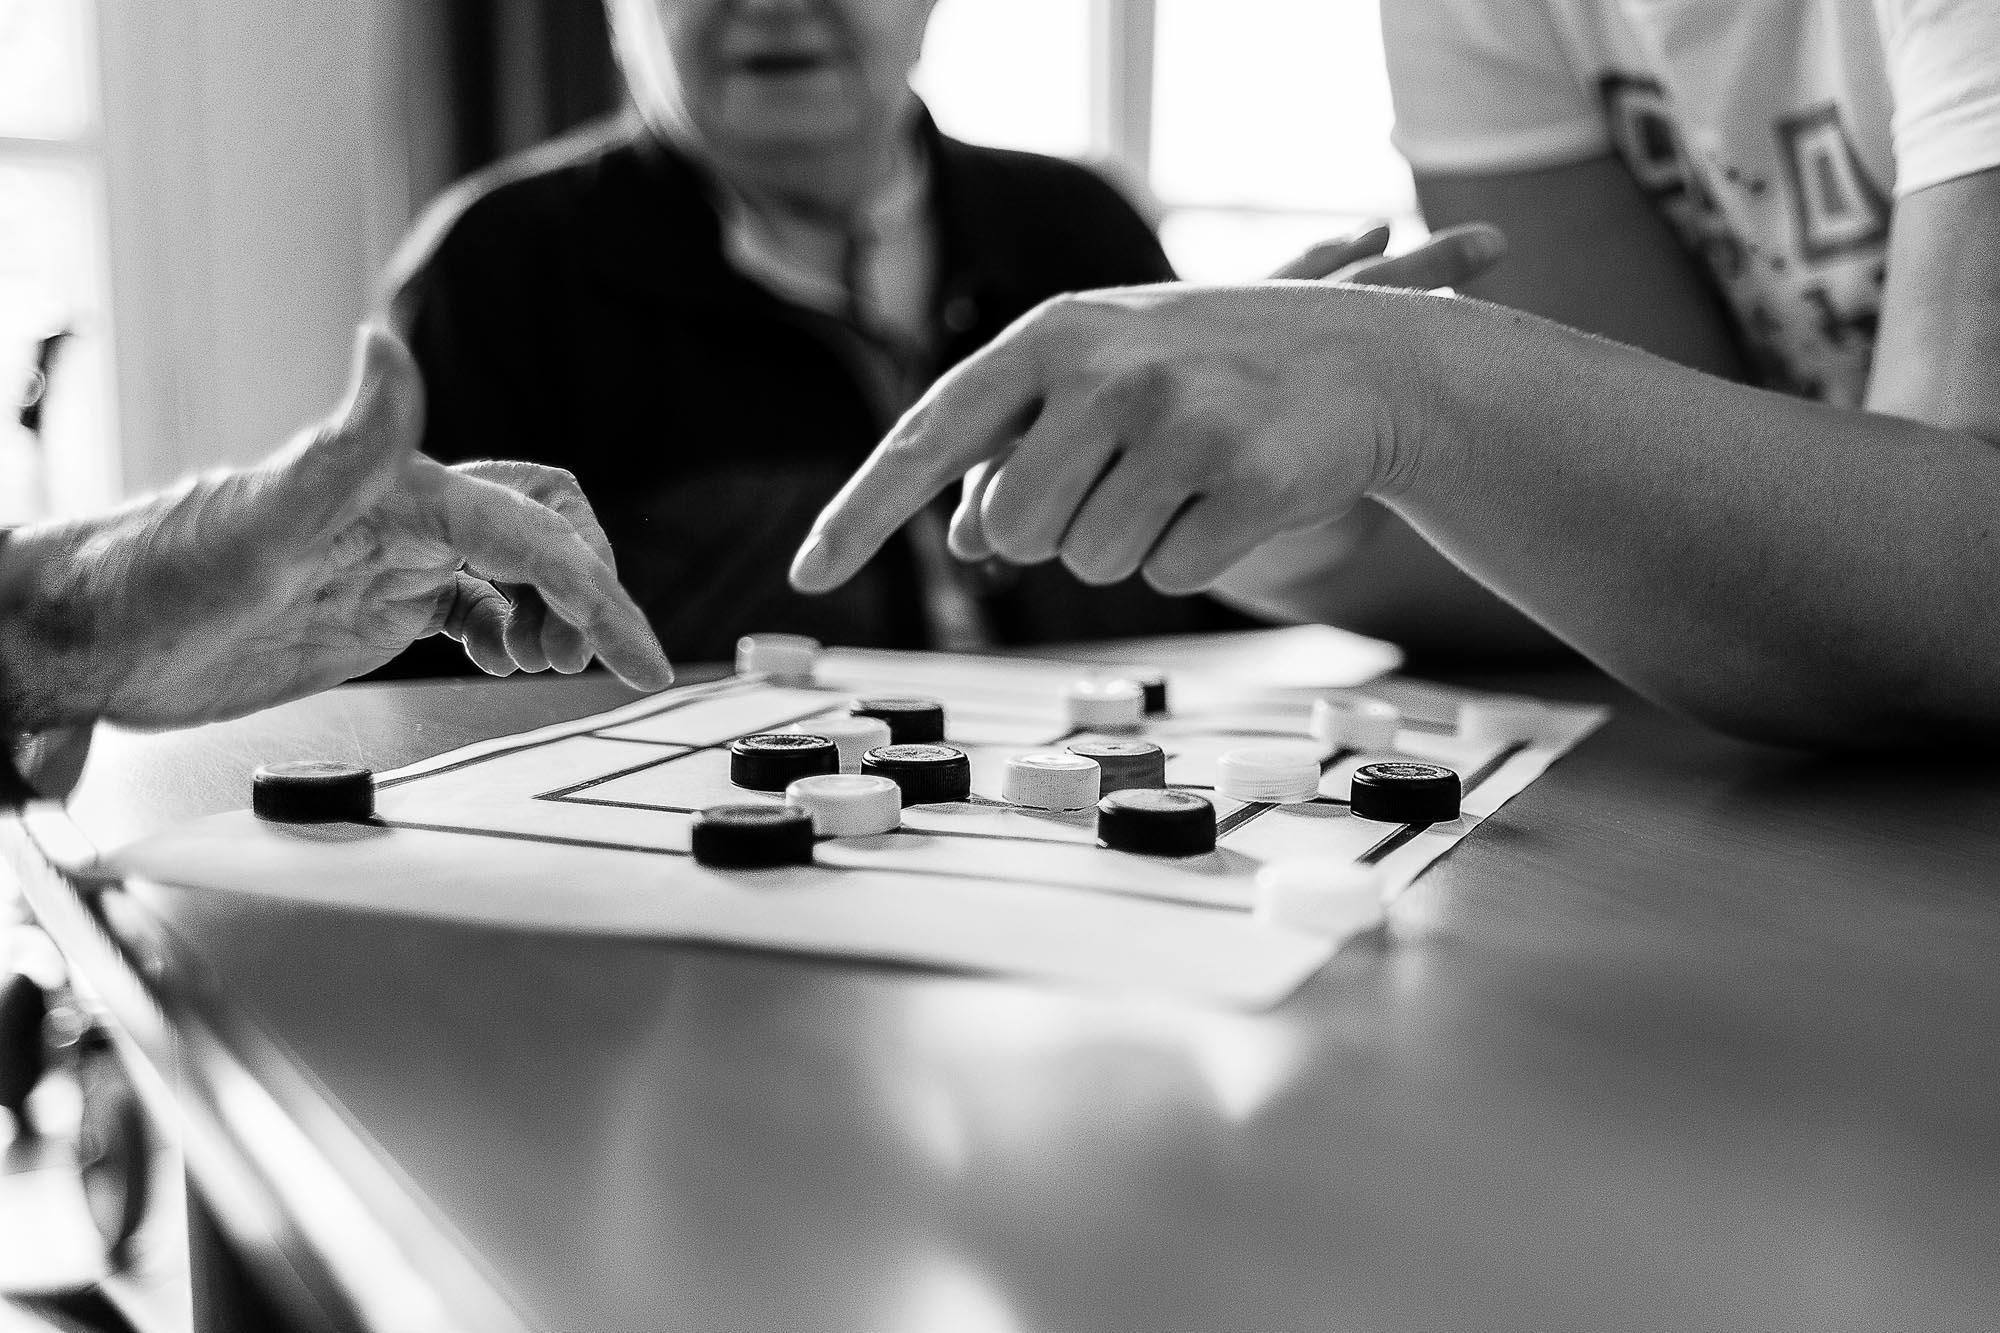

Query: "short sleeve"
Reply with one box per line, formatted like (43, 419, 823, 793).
(1382, 0, 1609, 176)
(1876, 0, 2000, 195)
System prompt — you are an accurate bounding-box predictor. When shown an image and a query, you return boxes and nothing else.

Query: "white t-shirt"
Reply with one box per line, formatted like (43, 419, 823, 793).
(1383, 0, 2000, 406)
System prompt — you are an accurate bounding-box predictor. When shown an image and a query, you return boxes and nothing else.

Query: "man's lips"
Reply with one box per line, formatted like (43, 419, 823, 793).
(731, 51, 837, 76)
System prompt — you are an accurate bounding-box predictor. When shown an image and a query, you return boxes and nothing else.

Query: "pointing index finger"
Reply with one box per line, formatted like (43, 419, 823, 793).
(789, 311, 1054, 594)
(426, 463, 673, 691)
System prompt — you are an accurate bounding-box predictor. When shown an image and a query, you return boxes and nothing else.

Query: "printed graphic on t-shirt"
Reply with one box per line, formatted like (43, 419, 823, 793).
(1600, 74, 1887, 406)
(1776, 106, 1891, 261)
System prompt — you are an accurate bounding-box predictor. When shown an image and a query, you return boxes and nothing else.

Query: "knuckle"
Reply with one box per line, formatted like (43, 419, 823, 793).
(1059, 542, 1131, 587)
(981, 504, 1053, 564)
(1141, 547, 1204, 595)
(538, 466, 583, 499)
(1033, 291, 1081, 323)
(1104, 359, 1176, 426)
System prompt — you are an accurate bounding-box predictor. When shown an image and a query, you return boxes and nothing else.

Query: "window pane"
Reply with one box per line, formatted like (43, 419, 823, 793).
(914, 0, 1093, 159)
(0, 0, 96, 140)
(0, 158, 116, 519)
(1151, 0, 1411, 216)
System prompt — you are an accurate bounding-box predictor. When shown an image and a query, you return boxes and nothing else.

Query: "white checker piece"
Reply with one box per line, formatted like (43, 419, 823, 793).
(1003, 752, 1103, 811)
(735, 632, 821, 685)
(788, 714, 893, 772)
(117, 645, 1608, 1009)
(1065, 678, 1145, 731)
(1254, 860, 1388, 939)
(785, 774, 901, 837)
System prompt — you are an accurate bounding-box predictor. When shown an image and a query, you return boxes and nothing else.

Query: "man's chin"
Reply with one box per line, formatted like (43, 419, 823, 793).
(713, 73, 866, 139)
(705, 115, 883, 186)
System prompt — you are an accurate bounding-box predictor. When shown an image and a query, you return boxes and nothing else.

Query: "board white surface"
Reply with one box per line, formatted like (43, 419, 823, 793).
(112, 644, 1606, 1009)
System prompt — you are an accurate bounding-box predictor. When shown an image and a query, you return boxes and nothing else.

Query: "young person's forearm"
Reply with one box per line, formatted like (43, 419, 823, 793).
(1379, 296, 2000, 746)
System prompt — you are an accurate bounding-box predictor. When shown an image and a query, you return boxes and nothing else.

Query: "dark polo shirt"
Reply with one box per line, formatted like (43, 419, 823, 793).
(380, 113, 1257, 673)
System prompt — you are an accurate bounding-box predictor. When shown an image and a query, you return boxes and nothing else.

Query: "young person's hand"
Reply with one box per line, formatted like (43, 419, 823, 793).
(790, 280, 1447, 599)
(1269, 221, 1505, 287)
(800, 223, 1508, 600)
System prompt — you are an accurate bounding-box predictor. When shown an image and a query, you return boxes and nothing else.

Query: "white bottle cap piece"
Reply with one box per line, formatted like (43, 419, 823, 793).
(1066, 677, 1144, 732)
(1253, 860, 1388, 938)
(736, 632, 822, 684)
(1002, 751, 1102, 811)
(1216, 744, 1323, 804)
(784, 773, 902, 837)
(1308, 695, 1401, 752)
(793, 715, 894, 772)
(1458, 697, 1547, 749)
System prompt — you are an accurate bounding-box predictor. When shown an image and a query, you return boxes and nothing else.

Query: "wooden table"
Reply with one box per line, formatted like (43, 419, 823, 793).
(8, 667, 2000, 1333)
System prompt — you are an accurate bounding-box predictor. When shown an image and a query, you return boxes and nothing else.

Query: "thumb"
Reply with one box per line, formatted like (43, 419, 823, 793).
(267, 322, 428, 540)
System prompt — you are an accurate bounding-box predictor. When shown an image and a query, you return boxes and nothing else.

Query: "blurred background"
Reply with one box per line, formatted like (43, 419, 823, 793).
(0, 0, 1411, 527)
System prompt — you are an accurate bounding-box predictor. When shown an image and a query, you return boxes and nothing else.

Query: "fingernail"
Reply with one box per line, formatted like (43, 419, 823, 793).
(790, 534, 829, 590)
(1340, 222, 1388, 252)
(633, 652, 674, 692)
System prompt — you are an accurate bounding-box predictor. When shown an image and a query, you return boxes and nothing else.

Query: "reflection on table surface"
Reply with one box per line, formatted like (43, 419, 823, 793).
(37, 667, 2000, 1333)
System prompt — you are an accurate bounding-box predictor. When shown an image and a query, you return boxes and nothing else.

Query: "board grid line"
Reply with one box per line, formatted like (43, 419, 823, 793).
(379, 707, 1530, 880)
(372, 673, 762, 791)
(375, 817, 1252, 913)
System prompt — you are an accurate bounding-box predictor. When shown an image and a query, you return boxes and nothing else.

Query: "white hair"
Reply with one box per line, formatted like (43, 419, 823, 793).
(603, 0, 687, 136)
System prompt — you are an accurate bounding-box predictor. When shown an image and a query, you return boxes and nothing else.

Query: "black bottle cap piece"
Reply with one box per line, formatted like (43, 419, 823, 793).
(860, 743, 972, 806)
(729, 733, 838, 791)
(252, 760, 375, 823)
(0, 972, 49, 1115)
(1130, 669, 1169, 715)
(851, 697, 947, 744)
(691, 804, 815, 868)
(1097, 787, 1216, 857)
(1349, 761, 1461, 824)
(1067, 739, 1168, 793)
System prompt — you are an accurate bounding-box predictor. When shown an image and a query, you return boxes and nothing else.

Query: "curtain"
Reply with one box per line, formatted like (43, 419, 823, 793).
(437, 0, 624, 180)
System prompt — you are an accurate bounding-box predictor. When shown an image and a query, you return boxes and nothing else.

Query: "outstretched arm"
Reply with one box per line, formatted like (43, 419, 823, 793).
(791, 167, 2000, 750)
(1214, 155, 1750, 655)
(0, 325, 672, 746)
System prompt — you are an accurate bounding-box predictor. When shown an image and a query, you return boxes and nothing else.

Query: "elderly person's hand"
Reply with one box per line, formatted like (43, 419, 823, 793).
(0, 325, 671, 734)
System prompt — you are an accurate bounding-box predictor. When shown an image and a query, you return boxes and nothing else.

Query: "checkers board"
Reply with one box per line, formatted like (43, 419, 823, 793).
(112, 645, 1605, 1008)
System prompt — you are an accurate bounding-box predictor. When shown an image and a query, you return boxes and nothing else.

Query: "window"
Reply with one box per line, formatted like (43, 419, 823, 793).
(916, 0, 1415, 282)
(0, 0, 118, 521)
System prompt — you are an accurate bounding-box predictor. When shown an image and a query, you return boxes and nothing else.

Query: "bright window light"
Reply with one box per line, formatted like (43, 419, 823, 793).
(0, 0, 96, 140)
(0, 0, 116, 519)
(908, 0, 1412, 283)
(915, 0, 1094, 160)
(1151, 0, 1411, 216)
(0, 157, 116, 520)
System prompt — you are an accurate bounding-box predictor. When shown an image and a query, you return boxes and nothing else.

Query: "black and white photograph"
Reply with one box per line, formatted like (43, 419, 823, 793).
(3, 1, 1998, 1330)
